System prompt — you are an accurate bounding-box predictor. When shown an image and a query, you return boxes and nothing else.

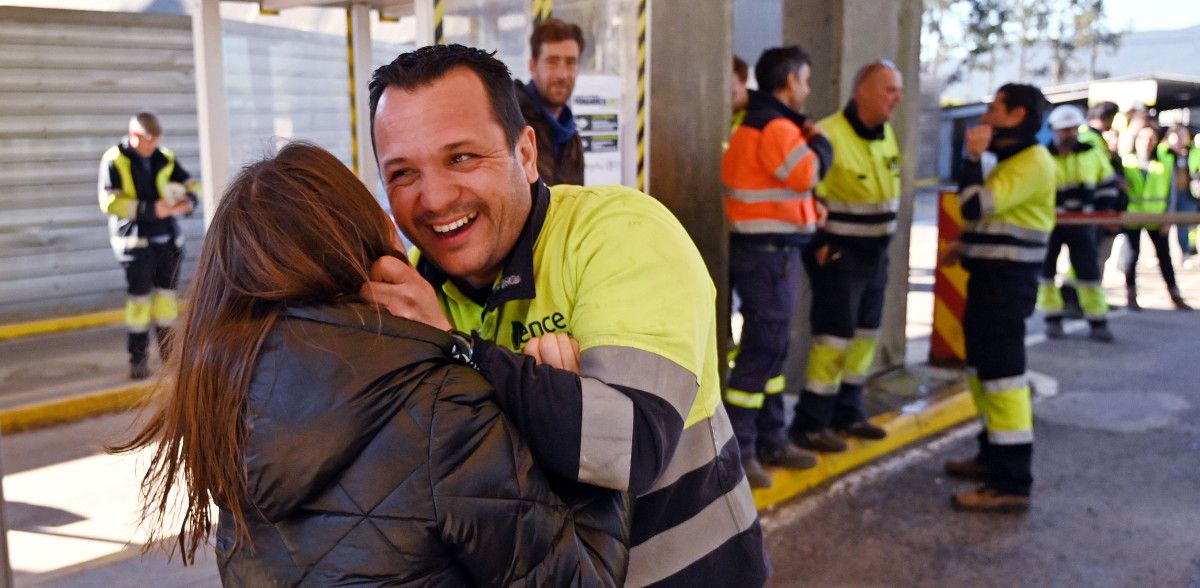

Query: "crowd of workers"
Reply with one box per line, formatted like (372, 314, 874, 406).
(91, 16, 1198, 587)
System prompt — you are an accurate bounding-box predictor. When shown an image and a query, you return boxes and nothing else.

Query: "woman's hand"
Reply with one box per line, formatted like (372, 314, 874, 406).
(360, 255, 453, 332)
(524, 333, 581, 374)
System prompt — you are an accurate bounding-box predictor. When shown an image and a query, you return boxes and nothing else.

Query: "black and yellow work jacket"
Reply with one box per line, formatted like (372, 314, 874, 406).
(1047, 140, 1119, 212)
(98, 141, 198, 261)
(957, 138, 1056, 266)
(814, 101, 901, 253)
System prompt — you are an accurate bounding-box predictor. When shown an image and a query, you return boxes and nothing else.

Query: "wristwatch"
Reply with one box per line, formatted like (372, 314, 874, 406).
(447, 330, 478, 369)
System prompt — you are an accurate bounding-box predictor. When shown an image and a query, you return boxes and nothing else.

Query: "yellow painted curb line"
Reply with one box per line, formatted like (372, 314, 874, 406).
(0, 310, 124, 341)
(753, 386, 976, 510)
(0, 382, 152, 434)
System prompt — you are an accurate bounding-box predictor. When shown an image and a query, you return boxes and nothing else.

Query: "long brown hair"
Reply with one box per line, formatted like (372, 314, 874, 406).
(112, 141, 402, 564)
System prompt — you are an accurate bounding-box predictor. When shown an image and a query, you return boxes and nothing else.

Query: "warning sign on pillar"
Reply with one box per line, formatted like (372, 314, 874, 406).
(572, 73, 623, 186)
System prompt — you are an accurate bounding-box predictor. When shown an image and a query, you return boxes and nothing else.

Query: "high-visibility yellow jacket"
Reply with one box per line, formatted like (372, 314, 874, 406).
(957, 141, 1057, 265)
(1048, 140, 1119, 212)
(815, 104, 901, 244)
(98, 142, 198, 260)
(415, 181, 766, 585)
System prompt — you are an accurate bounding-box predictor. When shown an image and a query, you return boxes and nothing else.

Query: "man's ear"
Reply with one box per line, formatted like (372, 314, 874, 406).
(516, 125, 539, 184)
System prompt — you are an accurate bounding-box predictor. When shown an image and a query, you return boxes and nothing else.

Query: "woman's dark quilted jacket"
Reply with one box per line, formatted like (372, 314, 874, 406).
(215, 304, 630, 586)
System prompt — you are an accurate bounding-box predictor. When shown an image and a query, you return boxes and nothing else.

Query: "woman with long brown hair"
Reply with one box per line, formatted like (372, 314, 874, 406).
(114, 142, 628, 586)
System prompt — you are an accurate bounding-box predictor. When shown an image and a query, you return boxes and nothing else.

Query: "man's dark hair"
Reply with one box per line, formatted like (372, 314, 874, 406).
(732, 55, 749, 83)
(530, 18, 585, 59)
(1087, 101, 1119, 123)
(755, 45, 810, 94)
(131, 111, 162, 137)
(997, 82, 1048, 136)
(368, 44, 526, 147)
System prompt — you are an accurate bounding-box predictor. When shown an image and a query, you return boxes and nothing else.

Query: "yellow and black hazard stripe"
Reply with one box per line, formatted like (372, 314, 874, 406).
(344, 8, 360, 174)
(532, 0, 552, 25)
(636, 0, 647, 191)
(434, 0, 445, 44)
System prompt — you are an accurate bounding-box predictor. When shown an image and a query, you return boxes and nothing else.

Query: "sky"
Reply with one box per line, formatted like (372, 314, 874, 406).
(1104, 0, 1200, 32)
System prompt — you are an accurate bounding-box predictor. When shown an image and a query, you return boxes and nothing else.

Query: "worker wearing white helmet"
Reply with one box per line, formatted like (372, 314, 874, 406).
(1037, 104, 1120, 341)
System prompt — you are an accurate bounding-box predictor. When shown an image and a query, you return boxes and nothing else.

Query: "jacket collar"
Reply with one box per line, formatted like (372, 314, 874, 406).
(524, 81, 578, 147)
(283, 302, 452, 351)
(417, 181, 549, 310)
(1046, 138, 1093, 156)
(746, 89, 807, 128)
(844, 100, 886, 141)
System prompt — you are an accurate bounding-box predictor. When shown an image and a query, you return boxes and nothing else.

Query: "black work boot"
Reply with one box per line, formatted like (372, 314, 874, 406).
(1044, 318, 1065, 339)
(1088, 322, 1114, 343)
(790, 428, 848, 453)
(742, 457, 773, 489)
(758, 443, 818, 470)
(837, 420, 887, 440)
(128, 332, 151, 380)
(1169, 287, 1193, 311)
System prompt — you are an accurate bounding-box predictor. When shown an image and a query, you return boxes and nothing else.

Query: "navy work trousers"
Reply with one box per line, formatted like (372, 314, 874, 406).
(726, 240, 805, 459)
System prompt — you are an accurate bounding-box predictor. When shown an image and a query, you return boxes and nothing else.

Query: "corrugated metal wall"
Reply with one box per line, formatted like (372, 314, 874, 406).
(0, 6, 412, 324)
(0, 7, 202, 323)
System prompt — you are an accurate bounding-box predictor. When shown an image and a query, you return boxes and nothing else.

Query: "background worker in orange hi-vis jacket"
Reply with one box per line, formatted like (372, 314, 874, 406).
(721, 45, 832, 489)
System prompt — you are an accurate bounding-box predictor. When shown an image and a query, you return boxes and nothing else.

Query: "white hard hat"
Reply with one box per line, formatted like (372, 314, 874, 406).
(1048, 105, 1086, 131)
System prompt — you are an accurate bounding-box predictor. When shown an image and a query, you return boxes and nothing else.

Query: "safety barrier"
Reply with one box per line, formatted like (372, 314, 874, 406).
(928, 195, 1200, 367)
(930, 190, 968, 366)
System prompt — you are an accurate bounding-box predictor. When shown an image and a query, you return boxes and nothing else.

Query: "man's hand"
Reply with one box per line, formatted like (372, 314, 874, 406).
(524, 333, 581, 373)
(939, 240, 961, 267)
(801, 120, 824, 139)
(965, 124, 993, 160)
(359, 255, 453, 331)
(814, 199, 829, 228)
(154, 200, 194, 219)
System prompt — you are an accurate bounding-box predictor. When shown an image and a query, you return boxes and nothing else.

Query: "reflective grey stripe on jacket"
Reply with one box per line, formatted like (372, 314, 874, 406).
(959, 184, 997, 217)
(823, 218, 897, 237)
(967, 219, 1050, 244)
(626, 478, 758, 587)
(727, 187, 811, 203)
(579, 346, 700, 491)
(730, 219, 817, 234)
(960, 242, 1047, 263)
(774, 142, 815, 182)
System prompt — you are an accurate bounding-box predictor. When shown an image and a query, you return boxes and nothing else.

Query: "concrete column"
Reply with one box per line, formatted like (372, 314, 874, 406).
(647, 0, 734, 359)
(775, 0, 922, 385)
(191, 0, 232, 229)
(347, 4, 381, 197)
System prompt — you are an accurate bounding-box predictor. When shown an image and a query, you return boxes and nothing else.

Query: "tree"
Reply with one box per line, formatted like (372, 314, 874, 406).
(960, 0, 1012, 90)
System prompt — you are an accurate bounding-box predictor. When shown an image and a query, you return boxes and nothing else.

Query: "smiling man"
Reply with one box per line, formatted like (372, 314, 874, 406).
(365, 45, 767, 587)
(515, 18, 585, 186)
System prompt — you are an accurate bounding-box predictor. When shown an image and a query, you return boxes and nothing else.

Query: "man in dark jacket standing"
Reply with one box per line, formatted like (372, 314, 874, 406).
(515, 18, 585, 186)
(366, 45, 767, 587)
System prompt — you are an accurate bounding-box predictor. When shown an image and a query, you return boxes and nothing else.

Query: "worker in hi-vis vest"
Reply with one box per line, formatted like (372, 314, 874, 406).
(942, 83, 1055, 513)
(98, 111, 198, 379)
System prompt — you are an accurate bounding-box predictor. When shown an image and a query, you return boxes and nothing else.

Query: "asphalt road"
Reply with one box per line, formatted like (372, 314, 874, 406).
(762, 304, 1200, 587)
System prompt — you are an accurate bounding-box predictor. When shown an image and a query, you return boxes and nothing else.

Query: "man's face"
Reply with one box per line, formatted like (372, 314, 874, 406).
(1053, 126, 1078, 151)
(1134, 126, 1157, 159)
(374, 67, 538, 289)
(529, 39, 581, 108)
(731, 74, 749, 114)
(130, 132, 159, 158)
(981, 91, 1024, 129)
(854, 67, 903, 126)
(788, 63, 812, 112)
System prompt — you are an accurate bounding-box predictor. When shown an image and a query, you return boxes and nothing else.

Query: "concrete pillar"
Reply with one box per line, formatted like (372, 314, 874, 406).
(347, 5, 380, 197)
(774, 0, 922, 386)
(646, 0, 734, 358)
(191, 0, 232, 229)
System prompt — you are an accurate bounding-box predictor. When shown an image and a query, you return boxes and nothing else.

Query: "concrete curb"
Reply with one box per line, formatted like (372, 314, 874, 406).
(0, 382, 151, 434)
(752, 385, 975, 510)
(0, 310, 123, 341)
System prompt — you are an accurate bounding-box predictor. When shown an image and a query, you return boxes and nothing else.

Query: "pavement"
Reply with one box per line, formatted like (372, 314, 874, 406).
(2, 187, 1198, 586)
